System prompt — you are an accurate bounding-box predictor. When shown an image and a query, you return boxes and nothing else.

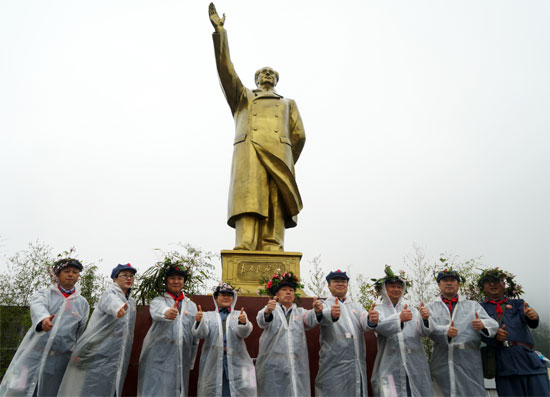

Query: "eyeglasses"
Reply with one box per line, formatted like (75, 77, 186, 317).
(118, 274, 135, 280)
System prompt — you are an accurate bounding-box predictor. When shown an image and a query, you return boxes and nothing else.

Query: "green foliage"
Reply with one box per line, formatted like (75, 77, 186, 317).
(305, 255, 328, 298)
(79, 263, 109, 307)
(0, 242, 107, 307)
(369, 265, 412, 295)
(0, 241, 55, 306)
(0, 306, 32, 381)
(355, 274, 376, 310)
(133, 243, 216, 305)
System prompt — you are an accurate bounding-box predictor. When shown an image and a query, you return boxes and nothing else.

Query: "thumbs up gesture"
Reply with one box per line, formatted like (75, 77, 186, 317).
(238, 307, 246, 324)
(523, 302, 538, 321)
(42, 313, 56, 332)
(419, 301, 430, 320)
(312, 297, 324, 314)
(195, 305, 203, 323)
(472, 311, 484, 331)
(368, 303, 379, 325)
(165, 300, 179, 320)
(331, 297, 341, 320)
(400, 304, 413, 323)
(117, 303, 129, 319)
(265, 296, 278, 315)
(496, 324, 509, 342)
(447, 320, 458, 338)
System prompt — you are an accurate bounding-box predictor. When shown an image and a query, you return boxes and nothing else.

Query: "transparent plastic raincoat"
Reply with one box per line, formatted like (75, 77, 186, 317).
(255, 302, 319, 397)
(192, 290, 256, 397)
(427, 296, 498, 397)
(0, 285, 89, 397)
(58, 283, 137, 397)
(365, 284, 432, 397)
(138, 293, 198, 397)
(315, 295, 370, 397)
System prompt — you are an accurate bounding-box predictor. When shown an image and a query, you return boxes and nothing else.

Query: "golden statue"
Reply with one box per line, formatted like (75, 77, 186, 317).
(209, 3, 306, 252)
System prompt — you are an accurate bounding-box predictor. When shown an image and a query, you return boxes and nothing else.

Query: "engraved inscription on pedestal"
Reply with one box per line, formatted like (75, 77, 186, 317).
(221, 250, 302, 295)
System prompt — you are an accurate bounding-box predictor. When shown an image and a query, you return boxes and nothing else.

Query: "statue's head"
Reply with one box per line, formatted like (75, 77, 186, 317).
(255, 67, 279, 88)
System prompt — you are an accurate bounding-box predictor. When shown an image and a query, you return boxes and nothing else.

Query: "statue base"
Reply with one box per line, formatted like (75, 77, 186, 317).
(221, 250, 303, 296)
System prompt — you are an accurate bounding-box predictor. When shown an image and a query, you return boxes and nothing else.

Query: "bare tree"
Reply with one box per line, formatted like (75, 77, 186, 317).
(305, 255, 328, 298)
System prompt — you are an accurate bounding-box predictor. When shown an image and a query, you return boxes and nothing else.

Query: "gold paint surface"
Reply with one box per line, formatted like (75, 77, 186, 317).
(221, 250, 303, 296)
(209, 3, 305, 252)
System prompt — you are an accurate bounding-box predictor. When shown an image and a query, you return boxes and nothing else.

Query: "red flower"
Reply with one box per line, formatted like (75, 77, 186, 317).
(266, 281, 272, 289)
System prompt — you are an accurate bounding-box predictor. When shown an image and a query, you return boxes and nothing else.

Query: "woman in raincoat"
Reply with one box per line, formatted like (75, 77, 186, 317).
(255, 272, 323, 397)
(427, 269, 498, 397)
(58, 263, 138, 397)
(138, 265, 198, 397)
(0, 259, 89, 397)
(364, 266, 433, 397)
(192, 282, 256, 397)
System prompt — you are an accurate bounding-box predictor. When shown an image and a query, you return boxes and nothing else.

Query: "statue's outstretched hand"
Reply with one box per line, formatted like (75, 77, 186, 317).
(209, 3, 225, 30)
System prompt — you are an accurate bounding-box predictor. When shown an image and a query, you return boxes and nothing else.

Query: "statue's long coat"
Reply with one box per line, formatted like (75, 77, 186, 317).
(212, 29, 306, 228)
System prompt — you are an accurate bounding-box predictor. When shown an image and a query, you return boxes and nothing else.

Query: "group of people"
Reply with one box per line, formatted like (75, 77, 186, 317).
(0, 260, 547, 397)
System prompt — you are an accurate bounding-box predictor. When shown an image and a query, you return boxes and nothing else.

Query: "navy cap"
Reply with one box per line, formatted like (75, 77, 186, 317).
(111, 263, 137, 279)
(436, 269, 461, 283)
(53, 259, 83, 274)
(166, 266, 187, 278)
(326, 270, 350, 283)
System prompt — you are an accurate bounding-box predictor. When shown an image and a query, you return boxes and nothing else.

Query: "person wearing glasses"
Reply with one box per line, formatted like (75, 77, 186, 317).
(58, 263, 138, 397)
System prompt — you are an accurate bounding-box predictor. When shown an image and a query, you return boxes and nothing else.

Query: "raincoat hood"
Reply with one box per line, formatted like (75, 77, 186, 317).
(212, 288, 238, 312)
(380, 278, 407, 307)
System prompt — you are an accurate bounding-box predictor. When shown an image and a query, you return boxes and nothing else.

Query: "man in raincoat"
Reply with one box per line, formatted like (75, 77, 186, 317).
(0, 258, 89, 397)
(364, 266, 433, 397)
(256, 272, 323, 397)
(192, 282, 256, 397)
(58, 263, 138, 397)
(315, 270, 371, 396)
(427, 269, 498, 397)
(138, 266, 198, 397)
(478, 268, 550, 396)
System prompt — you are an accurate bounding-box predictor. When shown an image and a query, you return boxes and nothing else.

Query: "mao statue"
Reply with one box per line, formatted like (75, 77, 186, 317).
(209, 3, 306, 252)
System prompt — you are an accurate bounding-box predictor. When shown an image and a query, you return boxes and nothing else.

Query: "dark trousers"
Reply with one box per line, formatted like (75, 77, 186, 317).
(496, 373, 550, 397)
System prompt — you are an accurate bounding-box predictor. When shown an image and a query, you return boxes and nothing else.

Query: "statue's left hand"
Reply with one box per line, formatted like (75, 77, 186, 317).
(209, 3, 225, 30)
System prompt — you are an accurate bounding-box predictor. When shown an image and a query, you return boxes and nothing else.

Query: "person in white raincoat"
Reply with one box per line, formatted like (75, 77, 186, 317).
(138, 266, 198, 397)
(256, 271, 323, 397)
(364, 266, 433, 397)
(315, 270, 371, 397)
(427, 269, 498, 397)
(58, 263, 138, 397)
(192, 282, 256, 397)
(0, 259, 89, 397)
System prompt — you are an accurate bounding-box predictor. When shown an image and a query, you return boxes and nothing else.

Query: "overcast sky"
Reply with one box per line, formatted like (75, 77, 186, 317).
(1, 1, 548, 317)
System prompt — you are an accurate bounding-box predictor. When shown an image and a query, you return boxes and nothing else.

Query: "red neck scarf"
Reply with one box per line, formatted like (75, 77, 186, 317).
(485, 297, 507, 319)
(58, 285, 74, 298)
(168, 292, 185, 306)
(442, 296, 458, 313)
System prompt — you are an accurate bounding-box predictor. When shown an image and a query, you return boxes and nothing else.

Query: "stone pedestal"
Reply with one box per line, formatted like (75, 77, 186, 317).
(221, 250, 302, 296)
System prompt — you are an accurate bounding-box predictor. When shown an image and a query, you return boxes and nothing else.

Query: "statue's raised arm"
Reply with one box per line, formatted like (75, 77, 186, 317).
(209, 3, 225, 32)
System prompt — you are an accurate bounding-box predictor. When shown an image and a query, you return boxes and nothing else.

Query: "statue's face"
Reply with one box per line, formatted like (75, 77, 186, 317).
(255, 67, 278, 88)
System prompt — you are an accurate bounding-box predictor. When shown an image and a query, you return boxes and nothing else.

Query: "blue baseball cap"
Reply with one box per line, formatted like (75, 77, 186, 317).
(111, 263, 137, 279)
